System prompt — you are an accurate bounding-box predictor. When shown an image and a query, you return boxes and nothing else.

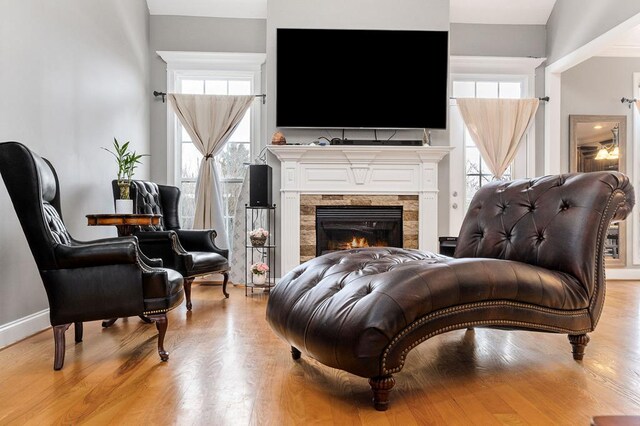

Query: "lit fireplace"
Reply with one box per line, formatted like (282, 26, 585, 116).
(316, 206, 403, 256)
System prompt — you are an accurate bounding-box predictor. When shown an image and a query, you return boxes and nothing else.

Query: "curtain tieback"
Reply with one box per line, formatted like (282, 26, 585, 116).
(204, 153, 213, 160)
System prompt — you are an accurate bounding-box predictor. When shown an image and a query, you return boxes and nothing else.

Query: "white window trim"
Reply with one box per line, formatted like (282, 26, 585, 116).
(157, 51, 266, 186)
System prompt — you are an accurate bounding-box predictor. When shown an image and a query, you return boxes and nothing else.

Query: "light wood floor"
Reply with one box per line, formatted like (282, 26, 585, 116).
(1, 281, 640, 425)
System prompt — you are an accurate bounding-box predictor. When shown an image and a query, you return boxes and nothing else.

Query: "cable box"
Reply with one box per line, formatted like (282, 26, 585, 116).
(329, 139, 422, 146)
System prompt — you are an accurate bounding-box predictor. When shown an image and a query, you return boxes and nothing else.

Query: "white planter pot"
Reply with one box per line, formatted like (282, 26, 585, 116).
(115, 199, 134, 214)
(252, 273, 266, 285)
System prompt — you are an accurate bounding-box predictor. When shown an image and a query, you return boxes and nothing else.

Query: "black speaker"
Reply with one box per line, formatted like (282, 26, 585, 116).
(249, 164, 272, 207)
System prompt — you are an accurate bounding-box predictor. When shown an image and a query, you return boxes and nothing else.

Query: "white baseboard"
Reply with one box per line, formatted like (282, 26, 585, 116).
(0, 309, 50, 349)
(607, 268, 640, 280)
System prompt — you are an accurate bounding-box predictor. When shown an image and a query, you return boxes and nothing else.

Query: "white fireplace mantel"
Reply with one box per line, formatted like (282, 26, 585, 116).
(268, 145, 453, 274)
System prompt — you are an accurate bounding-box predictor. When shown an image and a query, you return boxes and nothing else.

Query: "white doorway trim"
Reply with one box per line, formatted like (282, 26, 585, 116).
(544, 13, 640, 175)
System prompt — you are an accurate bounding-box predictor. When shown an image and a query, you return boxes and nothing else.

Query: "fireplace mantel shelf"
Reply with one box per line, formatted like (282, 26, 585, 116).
(267, 144, 453, 274)
(268, 144, 453, 164)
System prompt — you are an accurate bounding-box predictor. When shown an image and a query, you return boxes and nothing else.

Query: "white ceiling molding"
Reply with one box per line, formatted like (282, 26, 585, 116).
(156, 51, 266, 71)
(450, 56, 546, 75)
(450, 0, 557, 25)
(146, 0, 267, 19)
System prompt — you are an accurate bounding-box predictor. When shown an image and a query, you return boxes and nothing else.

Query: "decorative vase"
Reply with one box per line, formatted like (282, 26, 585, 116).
(250, 235, 267, 246)
(252, 273, 266, 285)
(115, 199, 133, 214)
(118, 181, 130, 199)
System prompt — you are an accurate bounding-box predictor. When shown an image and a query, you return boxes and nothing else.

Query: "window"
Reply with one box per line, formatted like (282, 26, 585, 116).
(175, 75, 253, 237)
(452, 80, 522, 208)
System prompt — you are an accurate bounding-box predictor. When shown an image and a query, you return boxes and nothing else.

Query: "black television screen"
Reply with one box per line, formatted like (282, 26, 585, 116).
(276, 28, 448, 129)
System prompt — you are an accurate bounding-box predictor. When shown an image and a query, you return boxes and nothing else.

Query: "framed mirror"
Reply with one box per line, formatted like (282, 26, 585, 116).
(569, 114, 626, 267)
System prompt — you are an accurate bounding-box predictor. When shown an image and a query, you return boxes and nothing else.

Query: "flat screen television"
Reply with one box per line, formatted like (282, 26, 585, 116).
(276, 28, 448, 129)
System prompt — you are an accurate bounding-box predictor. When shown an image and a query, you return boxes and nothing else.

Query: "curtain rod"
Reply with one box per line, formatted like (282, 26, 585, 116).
(621, 97, 637, 108)
(153, 91, 266, 104)
(450, 96, 550, 102)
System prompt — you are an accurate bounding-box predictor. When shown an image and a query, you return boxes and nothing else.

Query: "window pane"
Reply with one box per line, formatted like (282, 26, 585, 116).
(499, 82, 521, 99)
(182, 80, 203, 94)
(229, 112, 251, 143)
(476, 82, 498, 98)
(180, 181, 196, 229)
(181, 143, 201, 179)
(181, 126, 192, 142)
(229, 80, 251, 95)
(205, 80, 227, 95)
(216, 142, 250, 179)
(466, 147, 480, 175)
(453, 81, 475, 98)
(464, 128, 475, 148)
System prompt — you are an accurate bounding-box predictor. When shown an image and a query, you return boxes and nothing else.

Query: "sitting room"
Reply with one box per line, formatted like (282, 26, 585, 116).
(1, 0, 639, 424)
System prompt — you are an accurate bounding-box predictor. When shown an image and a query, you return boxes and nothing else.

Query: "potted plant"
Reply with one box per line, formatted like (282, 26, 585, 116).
(249, 227, 269, 246)
(251, 262, 269, 285)
(102, 138, 147, 214)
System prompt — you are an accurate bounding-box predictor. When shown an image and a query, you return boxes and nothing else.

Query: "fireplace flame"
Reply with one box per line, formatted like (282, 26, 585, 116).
(350, 237, 368, 248)
(330, 236, 387, 251)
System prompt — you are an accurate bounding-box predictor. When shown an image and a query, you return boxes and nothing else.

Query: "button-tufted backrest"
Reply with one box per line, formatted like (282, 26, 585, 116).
(131, 181, 165, 231)
(455, 172, 634, 301)
(112, 180, 183, 231)
(0, 142, 71, 270)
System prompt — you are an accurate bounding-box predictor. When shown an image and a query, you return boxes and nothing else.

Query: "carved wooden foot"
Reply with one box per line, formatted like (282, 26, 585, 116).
(569, 334, 590, 360)
(369, 375, 396, 411)
(148, 314, 169, 361)
(222, 272, 230, 299)
(184, 278, 194, 311)
(291, 346, 301, 360)
(101, 318, 118, 328)
(53, 324, 71, 370)
(74, 322, 83, 343)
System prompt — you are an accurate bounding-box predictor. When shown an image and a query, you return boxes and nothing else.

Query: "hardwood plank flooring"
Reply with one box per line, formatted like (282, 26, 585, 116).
(1, 281, 639, 425)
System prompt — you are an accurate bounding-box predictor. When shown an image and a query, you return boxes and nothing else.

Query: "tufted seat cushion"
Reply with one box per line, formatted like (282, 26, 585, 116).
(267, 247, 590, 378)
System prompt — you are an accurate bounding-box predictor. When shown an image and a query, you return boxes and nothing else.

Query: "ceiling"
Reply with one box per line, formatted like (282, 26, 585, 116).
(146, 0, 558, 25)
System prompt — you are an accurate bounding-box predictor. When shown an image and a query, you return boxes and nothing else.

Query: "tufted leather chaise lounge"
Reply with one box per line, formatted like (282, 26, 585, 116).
(266, 172, 635, 411)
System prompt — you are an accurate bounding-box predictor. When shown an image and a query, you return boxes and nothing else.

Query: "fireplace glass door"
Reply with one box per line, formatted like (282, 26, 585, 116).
(316, 206, 403, 256)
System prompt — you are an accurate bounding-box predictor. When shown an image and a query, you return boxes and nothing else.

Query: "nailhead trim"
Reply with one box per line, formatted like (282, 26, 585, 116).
(380, 300, 591, 375)
(143, 308, 170, 315)
(590, 189, 626, 328)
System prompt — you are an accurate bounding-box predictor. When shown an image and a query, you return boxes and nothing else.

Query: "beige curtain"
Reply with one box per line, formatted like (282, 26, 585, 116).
(636, 100, 640, 110)
(168, 94, 254, 247)
(457, 98, 539, 179)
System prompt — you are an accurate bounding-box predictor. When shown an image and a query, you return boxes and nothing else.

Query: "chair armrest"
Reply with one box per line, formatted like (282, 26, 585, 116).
(137, 249, 163, 268)
(175, 229, 229, 259)
(55, 240, 138, 269)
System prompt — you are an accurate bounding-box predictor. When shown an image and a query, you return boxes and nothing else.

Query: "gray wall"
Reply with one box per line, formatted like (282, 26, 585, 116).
(451, 24, 546, 58)
(547, 1, 640, 65)
(0, 0, 150, 329)
(561, 56, 638, 172)
(149, 16, 267, 183)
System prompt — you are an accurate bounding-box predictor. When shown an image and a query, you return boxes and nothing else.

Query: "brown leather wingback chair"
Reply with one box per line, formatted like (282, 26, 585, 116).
(112, 180, 230, 310)
(0, 142, 184, 370)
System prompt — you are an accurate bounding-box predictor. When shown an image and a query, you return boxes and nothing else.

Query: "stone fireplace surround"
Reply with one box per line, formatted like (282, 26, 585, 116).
(300, 194, 418, 263)
(268, 145, 452, 275)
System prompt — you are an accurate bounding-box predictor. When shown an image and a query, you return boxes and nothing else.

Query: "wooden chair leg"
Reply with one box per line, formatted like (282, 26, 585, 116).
(369, 375, 396, 411)
(291, 346, 301, 360)
(184, 278, 194, 311)
(147, 313, 169, 361)
(74, 322, 83, 343)
(53, 324, 71, 370)
(569, 334, 590, 360)
(222, 272, 229, 298)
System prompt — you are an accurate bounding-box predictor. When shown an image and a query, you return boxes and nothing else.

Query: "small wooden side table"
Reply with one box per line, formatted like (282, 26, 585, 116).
(86, 213, 161, 237)
(86, 213, 162, 327)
